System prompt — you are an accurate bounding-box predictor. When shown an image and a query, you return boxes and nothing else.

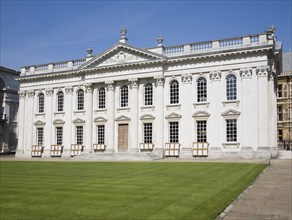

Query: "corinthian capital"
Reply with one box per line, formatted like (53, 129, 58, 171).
(210, 71, 221, 81)
(129, 78, 139, 89)
(18, 90, 26, 98)
(105, 80, 115, 91)
(181, 73, 192, 84)
(45, 88, 54, 96)
(84, 83, 92, 93)
(27, 90, 35, 98)
(154, 76, 165, 86)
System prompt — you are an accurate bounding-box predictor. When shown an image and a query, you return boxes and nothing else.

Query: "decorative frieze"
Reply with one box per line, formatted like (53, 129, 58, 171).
(105, 80, 115, 91)
(181, 73, 192, 84)
(65, 86, 74, 94)
(210, 71, 221, 81)
(240, 68, 253, 78)
(129, 78, 139, 89)
(45, 88, 54, 96)
(84, 83, 93, 93)
(256, 66, 269, 77)
(27, 90, 35, 98)
(19, 90, 26, 99)
(154, 76, 165, 86)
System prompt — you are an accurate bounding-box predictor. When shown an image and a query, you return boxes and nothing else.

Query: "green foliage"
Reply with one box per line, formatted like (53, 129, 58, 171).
(0, 161, 267, 220)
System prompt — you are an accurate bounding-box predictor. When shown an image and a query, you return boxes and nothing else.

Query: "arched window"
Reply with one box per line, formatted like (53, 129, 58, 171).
(120, 85, 128, 107)
(98, 87, 106, 109)
(77, 89, 84, 110)
(38, 93, 44, 113)
(144, 83, 153, 106)
(57, 91, 64, 112)
(170, 80, 179, 104)
(226, 74, 237, 100)
(197, 77, 207, 102)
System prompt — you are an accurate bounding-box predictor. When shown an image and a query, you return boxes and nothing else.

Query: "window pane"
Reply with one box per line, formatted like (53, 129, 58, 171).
(226, 74, 237, 100)
(97, 125, 105, 144)
(144, 83, 153, 106)
(121, 85, 128, 107)
(98, 88, 106, 109)
(76, 126, 83, 144)
(169, 122, 179, 143)
(37, 128, 43, 145)
(277, 106, 283, 121)
(197, 77, 207, 102)
(77, 89, 84, 110)
(143, 123, 152, 143)
(57, 91, 64, 112)
(38, 93, 44, 113)
(170, 80, 179, 104)
(197, 120, 207, 142)
(226, 119, 237, 142)
(56, 127, 63, 145)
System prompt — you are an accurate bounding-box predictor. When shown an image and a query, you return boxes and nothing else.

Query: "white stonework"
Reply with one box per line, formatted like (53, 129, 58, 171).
(16, 27, 282, 159)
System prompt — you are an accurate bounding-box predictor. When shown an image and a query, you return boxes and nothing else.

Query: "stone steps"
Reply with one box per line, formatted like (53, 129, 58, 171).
(69, 151, 161, 161)
(277, 150, 292, 159)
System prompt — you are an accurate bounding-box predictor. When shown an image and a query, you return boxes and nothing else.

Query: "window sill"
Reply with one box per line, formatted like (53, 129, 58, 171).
(94, 109, 107, 113)
(222, 100, 240, 107)
(193, 102, 209, 108)
(166, 104, 181, 110)
(54, 111, 65, 116)
(35, 113, 46, 116)
(140, 105, 155, 111)
(222, 142, 240, 149)
(117, 107, 130, 113)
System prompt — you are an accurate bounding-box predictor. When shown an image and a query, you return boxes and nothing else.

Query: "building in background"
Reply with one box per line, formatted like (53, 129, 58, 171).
(15, 27, 281, 160)
(0, 66, 20, 153)
(277, 52, 292, 150)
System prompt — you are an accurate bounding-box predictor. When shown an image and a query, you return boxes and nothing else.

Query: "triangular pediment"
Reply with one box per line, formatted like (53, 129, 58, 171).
(165, 112, 182, 119)
(221, 109, 241, 117)
(140, 114, 155, 120)
(80, 43, 166, 69)
(34, 120, 46, 126)
(115, 114, 131, 121)
(192, 111, 210, 118)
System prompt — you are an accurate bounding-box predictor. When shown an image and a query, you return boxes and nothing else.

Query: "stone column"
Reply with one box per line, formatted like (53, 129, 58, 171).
(256, 66, 270, 158)
(208, 71, 222, 158)
(105, 81, 115, 152)
(43, 88, 54, 157)
(154, 76, 165, 157)
(15, 90, 26, 158)
(84, 83, 93, 153)
(63, 86, 74, 157)
(24, 90, 35, 157)
(129, 78, 139, 152)
(180, 73, 193, 158)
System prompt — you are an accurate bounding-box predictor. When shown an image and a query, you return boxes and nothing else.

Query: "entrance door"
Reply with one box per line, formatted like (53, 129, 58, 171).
(118, 124, 128, 152)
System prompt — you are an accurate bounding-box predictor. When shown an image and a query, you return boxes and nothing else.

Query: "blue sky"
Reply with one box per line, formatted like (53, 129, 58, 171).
(1, 0, 291, 70)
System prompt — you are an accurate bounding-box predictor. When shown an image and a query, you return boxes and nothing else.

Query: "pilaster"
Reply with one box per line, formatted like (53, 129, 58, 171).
(63, 86, 74, 157)
(43, 88, 53, 157)
(84, 83, 93, 153)
(105, 80, 115, 152)
(15, 90, 26, 158)
(25, 90, 35, 157)
(129, 78, 139, 152)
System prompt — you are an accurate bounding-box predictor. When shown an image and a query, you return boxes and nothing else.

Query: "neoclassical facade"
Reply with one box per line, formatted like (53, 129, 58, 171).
(16, 27, 281, 159)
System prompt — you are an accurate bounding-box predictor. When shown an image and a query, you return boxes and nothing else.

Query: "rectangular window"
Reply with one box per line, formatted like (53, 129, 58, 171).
(97, 125, 105, 144)
(169, 122, 179, 143)
(197, 120, 207, 142)
(144, 84, 153, 106)
(98, 88, 106, 109)
(143, 123, 152, 143)
(277, 106, 283, 121)
(37, 128, 44, 145)
(278, 84, 282, 98)
(278, 130, 283, 142)
(76, 126, 83, 144)
(226, 119, 237, 142)
(56, 127, 63, 145)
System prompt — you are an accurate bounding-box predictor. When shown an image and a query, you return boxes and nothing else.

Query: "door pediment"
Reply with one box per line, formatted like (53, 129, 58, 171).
(80, 44, 166, 69)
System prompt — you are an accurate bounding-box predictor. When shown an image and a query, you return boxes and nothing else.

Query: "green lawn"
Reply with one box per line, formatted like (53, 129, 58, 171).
(0, 161, 267, 220)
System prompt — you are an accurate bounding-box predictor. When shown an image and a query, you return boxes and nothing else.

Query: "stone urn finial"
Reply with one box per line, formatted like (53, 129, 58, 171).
(87, 46, 93, 57)
(157, 35, 164, 46)
(119, 27, 128, 44)
(266, 25, 276, 41)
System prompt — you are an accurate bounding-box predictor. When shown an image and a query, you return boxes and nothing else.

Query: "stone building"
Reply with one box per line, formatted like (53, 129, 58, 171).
(277, 52, 292, 149)
(15, 27, 281, 160)
(0, 66, 20, 153)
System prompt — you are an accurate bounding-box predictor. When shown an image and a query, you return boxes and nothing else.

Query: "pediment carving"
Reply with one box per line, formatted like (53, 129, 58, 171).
(34, 120, 46, 126)
(94, 116, 107, 123)
(72, 118, 85, 124)
(53, 119, 65, 125)
(165, 112, 182, 119)
(221, 109, 241, 117)
(192, 111, 210, 118)
(115, 115, 131, 121)
(80, 44, 165, 69)
(140, 114, 155, 120)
